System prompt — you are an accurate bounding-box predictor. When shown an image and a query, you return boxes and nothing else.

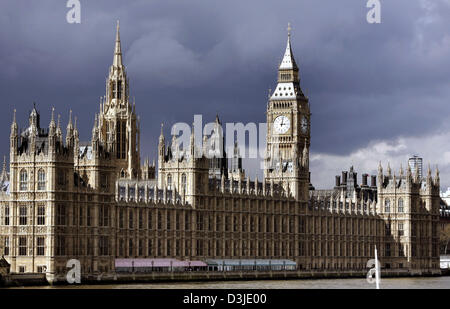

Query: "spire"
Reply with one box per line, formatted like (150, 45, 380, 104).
(302, 139, 309, 167)
(414, 162, 420, 181)
(56, 114, 62, 136)
(279, 22, 298, 70)
(271, 23, 302, 99)
(159, 123, 165, 160)
(92, 114, 99, 140)
(49, 107, 56, 135)
(190, 123, 195, 156)
(159, 123, 165, 143)
(113, 20, 123, 67)
(435, 165, 440, 185)
(67, 110, 73, 130)
(11, 109, 17, 135)
(0, 156, 7, 183)
(29, 102, 39, 128)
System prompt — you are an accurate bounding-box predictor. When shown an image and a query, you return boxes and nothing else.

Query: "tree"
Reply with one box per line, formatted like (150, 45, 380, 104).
(440, 223, 450, 255)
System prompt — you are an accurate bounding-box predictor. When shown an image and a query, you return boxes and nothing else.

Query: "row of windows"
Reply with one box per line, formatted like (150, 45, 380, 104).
(1, 206, 46, 226)
(118, 239, 304, 258)
(3, 204, 383, 237)
(2, 236, 46, 256)
(117, 209, 307, 234)
(165, 173, 187, 191)
(18, 169, 70, 191)
(382, 198, 432, 213)
(384, 198, 405, 213)
(0, 205, 96, 227)
(19, 169, 46, 191)
(5, 235, 436, 260)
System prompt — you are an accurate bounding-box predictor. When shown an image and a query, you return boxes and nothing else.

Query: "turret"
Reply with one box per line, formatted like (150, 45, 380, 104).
(158, 123, 165, 160)
(66, 110, 74, 149)
(434, 166, 440, 187)
(301, 140, 309, 168)
(414, 163, 420, 183)
(56, 114, 62, 144)
(406, 163, 412, 184)
(171, 132, 178, 160)
(10, 109, 18, 156)
(92, 114, 99, 153)
(28, 104, 39, 154)
(377, 162, 383, 187)
(73, 116, 79, 159)
(190, 124, 195, 158)
(426, 164, 432, 186)
(48, 108, 56, 153)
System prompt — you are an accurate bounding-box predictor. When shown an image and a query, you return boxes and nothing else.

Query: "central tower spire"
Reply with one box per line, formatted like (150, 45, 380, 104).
(98, 22, 141, 180)
(113, 20, 123, 67)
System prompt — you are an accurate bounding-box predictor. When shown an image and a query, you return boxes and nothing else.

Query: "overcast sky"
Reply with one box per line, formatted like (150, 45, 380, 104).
(1, 0, 450, 189)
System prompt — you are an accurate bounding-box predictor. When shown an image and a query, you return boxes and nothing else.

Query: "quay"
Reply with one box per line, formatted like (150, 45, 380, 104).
(1, 269, 443, 287)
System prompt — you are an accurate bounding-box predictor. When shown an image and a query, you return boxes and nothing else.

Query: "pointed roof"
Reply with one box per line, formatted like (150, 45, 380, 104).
(0, 156, 8, 183)
(113, 20, 123, 67)
(279, 23, 298, 70)
(67, 110, 73, 130)
(0, 255, 10, 268)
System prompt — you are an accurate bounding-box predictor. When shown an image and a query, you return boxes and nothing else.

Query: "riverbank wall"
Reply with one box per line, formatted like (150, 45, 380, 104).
(1, 268, 443, 287)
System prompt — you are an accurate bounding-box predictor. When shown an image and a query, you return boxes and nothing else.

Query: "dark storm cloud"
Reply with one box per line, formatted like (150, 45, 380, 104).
(1, 0, 450, 172)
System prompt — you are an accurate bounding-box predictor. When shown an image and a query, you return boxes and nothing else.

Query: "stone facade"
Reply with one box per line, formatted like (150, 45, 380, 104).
(0, 24, 441, 282)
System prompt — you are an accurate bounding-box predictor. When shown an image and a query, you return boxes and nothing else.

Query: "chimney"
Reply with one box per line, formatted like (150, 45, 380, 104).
(370, 175, 376, 187)
(342, 171, 348, 184)
(362, 174, 368, 186)
(335, 175, 341, 187)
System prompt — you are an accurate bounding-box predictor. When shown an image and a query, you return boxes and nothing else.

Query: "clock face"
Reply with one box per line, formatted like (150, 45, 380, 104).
(301, 116, 308, 134)
(273, 115, 290, 134)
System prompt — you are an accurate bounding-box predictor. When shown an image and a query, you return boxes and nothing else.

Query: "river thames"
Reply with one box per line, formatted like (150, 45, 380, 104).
(15, 276, 450, 289)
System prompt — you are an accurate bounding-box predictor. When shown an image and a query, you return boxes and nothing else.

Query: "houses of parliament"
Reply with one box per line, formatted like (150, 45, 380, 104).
(0, 23, 441, 282)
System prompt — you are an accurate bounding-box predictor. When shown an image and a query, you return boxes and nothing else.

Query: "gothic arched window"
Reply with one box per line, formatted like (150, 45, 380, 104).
(385, 199, 391, 213)
(181, 174, 187, 192)
(38, 169, 46, 191)
(167, 174, 172, 190)
(398, 198, 404, 213)
(20, 169, 28, 191)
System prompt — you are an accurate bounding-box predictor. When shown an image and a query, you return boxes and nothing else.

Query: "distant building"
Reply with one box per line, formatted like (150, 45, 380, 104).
(441, 256, 450, 269)
(408, 155, 423, 180)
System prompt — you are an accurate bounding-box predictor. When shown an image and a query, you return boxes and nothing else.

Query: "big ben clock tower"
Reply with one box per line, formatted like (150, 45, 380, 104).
(264, 24, 310, 202)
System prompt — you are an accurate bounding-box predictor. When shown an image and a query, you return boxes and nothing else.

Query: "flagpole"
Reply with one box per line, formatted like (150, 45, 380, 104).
(375, 245, 380, 289)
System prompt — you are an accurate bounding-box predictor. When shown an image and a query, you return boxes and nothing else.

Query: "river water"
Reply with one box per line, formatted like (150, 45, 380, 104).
(19, 276, 450, 289)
